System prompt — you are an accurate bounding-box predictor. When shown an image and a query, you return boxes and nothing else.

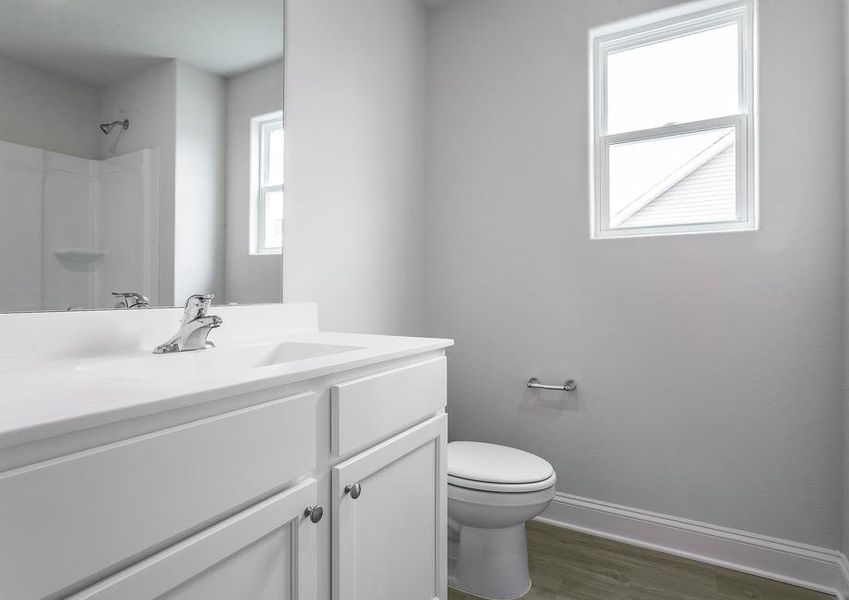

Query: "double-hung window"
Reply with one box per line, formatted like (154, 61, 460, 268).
(251, 111, 284, 254)
(591, 0, 756, 238)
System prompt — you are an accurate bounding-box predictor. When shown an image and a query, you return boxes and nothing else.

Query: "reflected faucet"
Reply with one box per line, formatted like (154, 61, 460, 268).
(112, 292, 150, 309)
(153, 294, 223, 354)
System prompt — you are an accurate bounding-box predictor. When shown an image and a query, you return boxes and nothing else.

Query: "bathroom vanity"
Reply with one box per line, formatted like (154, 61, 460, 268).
(0, 304, 452, 600)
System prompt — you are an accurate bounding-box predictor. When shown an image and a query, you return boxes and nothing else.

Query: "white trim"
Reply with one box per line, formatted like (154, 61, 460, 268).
(838, 554, 849, 600)
(591, 0, 752, 38)
(590, 0, 757, 239)
(537, 492, 847, 598)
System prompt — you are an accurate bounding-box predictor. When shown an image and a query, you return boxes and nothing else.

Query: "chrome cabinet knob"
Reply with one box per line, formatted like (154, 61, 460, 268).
(345, 483, 362, 499)
(304, 505, 323, 524)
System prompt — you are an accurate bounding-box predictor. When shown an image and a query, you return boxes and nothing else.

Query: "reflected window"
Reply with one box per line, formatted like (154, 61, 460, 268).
(591, 0, 756, 239)
(251, 111, 283, 254)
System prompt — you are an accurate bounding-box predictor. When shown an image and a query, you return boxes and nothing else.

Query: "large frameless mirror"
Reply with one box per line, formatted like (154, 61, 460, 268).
(0, 0, 284, 313)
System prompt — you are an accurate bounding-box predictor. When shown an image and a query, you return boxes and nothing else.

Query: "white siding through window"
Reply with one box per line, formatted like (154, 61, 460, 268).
(622, 145, 736, 229)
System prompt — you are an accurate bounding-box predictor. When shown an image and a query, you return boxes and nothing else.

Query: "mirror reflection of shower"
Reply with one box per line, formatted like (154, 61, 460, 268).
(100, 119, 129, 135)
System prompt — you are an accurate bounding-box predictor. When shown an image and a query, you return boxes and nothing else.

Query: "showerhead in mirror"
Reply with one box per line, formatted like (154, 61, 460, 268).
(99, 119, 129, 135)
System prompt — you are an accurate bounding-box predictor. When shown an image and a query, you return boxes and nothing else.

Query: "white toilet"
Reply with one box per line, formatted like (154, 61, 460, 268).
(447, 441, 556, 600)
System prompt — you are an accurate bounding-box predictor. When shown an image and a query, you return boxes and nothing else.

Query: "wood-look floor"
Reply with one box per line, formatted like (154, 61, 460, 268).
(448, 521, 834, 600)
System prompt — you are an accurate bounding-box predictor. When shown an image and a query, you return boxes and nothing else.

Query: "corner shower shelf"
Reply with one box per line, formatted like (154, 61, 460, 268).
(52, 247, 107, 262)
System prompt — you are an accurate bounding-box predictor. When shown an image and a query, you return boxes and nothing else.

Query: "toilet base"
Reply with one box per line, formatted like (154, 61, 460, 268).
(449, 580, 532, 600)
(448, 522, 532, 600)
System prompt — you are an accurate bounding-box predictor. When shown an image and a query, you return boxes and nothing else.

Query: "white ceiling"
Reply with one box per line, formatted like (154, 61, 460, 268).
(0, 0, 284, 86)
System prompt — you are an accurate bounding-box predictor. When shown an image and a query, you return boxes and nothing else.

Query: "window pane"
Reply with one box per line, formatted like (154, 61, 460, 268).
(608, 127, 736, 229)
(263, 189, 283, 250)
(606, 23, 739, 134)
(266, 125, 284, 186)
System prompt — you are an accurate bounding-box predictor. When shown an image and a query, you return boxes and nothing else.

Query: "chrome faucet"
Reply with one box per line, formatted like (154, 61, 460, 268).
(153, 294, 223, 354)
(112, 292, 150, 309)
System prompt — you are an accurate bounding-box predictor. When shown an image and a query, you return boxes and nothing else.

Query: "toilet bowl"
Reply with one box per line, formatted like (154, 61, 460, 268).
(447, 441, 556, 600)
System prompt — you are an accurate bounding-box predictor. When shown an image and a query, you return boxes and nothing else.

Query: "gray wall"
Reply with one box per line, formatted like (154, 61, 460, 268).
(284, 0, 427, 335)
(425, 0, 845, 548)
(0, 54, 101, 159)
(225, 60, 284, 305)
(174, 62, 226, 303)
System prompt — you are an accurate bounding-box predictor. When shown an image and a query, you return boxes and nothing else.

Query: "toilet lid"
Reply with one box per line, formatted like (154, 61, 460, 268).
(448, 441, 554, 486)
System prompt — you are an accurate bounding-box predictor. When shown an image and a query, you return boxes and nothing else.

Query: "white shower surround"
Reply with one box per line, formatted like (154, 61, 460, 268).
(0, 139, 159, 311)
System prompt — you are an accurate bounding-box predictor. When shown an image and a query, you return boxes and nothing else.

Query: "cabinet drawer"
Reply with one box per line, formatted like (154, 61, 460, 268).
(0, 391, 317, 600)
(331, 356, 446, 457)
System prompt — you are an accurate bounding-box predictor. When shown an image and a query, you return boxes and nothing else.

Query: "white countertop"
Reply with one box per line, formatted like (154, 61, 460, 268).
(0, 304, 453, 451)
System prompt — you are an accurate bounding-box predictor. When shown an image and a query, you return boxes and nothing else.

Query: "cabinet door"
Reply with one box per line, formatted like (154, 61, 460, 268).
(69, 478, 320, 600)
(1, 391, 317, 600)
(333, 414, 447, 600)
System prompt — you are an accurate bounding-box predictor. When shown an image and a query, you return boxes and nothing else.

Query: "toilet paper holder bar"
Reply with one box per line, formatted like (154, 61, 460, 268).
(527, 377, 577, 392)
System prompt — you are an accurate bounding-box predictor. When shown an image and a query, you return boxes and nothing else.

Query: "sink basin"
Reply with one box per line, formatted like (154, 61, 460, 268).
(77, 341, 362, 383)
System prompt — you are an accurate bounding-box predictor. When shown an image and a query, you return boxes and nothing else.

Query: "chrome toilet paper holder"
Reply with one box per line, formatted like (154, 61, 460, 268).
(527, 377, 577, 392)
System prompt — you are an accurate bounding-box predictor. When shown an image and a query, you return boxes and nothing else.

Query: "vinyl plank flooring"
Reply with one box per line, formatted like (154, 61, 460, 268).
(447, 521, 835, 600)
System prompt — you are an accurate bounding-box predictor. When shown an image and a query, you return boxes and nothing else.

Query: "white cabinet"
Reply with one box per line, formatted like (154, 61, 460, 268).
(0, 392, 318, 600)
(1, 351, 448, 600)
(68, 478, 320, 600)
(332, 414, 447, 600)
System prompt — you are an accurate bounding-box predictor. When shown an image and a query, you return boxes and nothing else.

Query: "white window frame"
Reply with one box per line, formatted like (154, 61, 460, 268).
(590, 0, 757, 239)
(250, 110, 284, 255)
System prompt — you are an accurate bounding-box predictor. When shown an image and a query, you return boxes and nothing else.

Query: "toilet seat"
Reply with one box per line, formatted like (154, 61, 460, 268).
(448, 471, 556, 493)
(448, 441, 556, 493)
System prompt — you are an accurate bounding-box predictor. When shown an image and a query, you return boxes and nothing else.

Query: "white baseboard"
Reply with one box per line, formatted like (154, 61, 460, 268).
(537, 492, 847, 599)
(837, 554, 849, 599)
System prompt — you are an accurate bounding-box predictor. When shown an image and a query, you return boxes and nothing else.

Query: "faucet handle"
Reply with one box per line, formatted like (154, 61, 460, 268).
(183, 293, 215, 319)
